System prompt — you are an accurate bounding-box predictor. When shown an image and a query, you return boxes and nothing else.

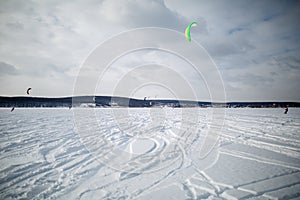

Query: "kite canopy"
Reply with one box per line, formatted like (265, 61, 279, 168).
(185, 22, 197, 42)
(26, 88, 31, 95)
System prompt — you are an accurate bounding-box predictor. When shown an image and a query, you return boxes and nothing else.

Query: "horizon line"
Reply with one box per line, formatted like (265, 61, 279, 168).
(1, 95, 299, 103)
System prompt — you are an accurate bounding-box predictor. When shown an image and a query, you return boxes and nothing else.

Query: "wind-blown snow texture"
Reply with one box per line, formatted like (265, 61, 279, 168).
(0, 108, 299, 199)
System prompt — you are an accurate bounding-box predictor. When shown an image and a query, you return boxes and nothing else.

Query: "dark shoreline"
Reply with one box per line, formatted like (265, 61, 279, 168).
(1, 96, 299, 108)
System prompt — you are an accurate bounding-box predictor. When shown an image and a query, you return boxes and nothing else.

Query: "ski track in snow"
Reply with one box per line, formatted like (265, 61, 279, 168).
(0, 108, 299, 199)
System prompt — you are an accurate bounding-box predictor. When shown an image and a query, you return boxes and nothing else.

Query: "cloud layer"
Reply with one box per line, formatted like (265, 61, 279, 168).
(0, 0, 299, 101)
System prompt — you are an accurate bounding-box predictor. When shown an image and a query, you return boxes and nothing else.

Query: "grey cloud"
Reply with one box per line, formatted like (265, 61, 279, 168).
(23, 63, 72, 78)
(0, 61, 19, 75)
(273, 56, 300, 71)
(99, 0, 187, 30)
(0, 1, 36, 15)
(204, 38, 255, 58)
(0, 60, 70, 78)
(227, 73, 274, 87)
(270, 71, 278, 76)
(6, 21, 24, 30)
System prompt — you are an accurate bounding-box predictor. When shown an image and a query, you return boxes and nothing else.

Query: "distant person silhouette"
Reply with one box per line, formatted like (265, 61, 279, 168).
(284, 106, 288, 114)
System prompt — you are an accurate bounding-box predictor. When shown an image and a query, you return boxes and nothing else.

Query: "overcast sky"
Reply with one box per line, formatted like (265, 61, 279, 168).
(0, 0, 299, 101)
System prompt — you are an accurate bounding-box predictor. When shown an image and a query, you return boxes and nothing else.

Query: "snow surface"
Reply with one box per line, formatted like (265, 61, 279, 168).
(0, 108, 299, 199)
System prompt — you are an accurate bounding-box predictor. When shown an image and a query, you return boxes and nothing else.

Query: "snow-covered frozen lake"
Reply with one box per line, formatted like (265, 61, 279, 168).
(0, 108, 300, 199)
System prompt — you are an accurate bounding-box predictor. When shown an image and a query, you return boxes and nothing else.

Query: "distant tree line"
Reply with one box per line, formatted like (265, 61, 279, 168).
(0, 96, 298, 108)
